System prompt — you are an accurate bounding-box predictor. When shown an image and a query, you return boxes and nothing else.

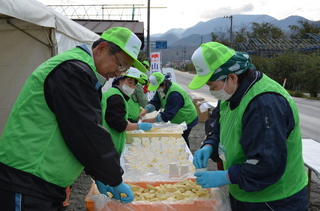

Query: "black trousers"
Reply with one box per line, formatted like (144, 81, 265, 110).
(229, 186, 308, 211)
(0, 189, 63, 211)
(182, 127, 192, 148)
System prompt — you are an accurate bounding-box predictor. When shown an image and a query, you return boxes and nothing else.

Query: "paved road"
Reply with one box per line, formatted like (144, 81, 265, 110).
(174, 70, 320, 143)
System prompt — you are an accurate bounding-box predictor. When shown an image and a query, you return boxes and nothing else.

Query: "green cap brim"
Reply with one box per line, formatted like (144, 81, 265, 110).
(122, 48, 146, 73)
(148, 72, 165, 91)
(188, 71, 214, 90)
(188, 42, 235, 90)
(148, 84, 158, 91)
(132, 76, 146, 84)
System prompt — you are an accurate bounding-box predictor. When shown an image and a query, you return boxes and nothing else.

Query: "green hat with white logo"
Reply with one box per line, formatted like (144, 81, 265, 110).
(188, 42, 235, 90)
(101, 27, 146, 73)
(148, 72, 165, 91)
(125, 67, 146, 84)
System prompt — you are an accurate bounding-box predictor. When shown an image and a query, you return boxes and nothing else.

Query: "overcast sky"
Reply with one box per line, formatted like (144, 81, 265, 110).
(38, 0, 320, 35)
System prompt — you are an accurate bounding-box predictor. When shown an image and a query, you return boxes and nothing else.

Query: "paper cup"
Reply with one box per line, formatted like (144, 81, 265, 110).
(169, 162, 179, 178)
(180, 164, 189, 176)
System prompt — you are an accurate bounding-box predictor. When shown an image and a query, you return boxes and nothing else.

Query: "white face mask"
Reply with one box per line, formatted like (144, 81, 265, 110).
(157, 87, 164, 92)
(210, 79, 236, 101)
(121, 84, 135, 96)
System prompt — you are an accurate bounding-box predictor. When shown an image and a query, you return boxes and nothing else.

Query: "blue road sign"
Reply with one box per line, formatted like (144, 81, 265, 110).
(155, 40, 167, 49)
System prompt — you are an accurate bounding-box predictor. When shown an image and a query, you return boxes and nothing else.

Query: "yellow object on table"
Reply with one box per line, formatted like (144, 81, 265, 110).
(126, 126, 183, 144)
(85, 179, 229, 211)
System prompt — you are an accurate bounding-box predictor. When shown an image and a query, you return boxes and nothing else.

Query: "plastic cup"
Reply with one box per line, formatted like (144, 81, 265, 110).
(180, 164, 190, 176)
(169, 162, 179, 178)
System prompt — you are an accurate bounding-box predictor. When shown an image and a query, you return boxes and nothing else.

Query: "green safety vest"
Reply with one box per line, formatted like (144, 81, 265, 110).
(219, 74, 307, 202)
(0, 47, 99, 187)
(127, 90, 141, 122)
(101, 87, 128, 154)
(158, 82, 197, 125)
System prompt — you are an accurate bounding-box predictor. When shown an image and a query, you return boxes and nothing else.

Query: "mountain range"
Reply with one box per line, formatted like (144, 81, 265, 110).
(150, 14, 318, 46)
(147, 14, 319, 65)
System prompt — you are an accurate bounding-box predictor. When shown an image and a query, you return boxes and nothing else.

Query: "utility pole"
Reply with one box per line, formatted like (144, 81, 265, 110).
(223, 15, 233, 48)
(198, 36, 203, 46)
(146, 0, 150, 59)
(183, 45, 187, 70)
(181, 47, 183, 69)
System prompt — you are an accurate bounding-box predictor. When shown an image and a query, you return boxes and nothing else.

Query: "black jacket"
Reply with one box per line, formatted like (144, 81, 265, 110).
(0, 46, 123, 203)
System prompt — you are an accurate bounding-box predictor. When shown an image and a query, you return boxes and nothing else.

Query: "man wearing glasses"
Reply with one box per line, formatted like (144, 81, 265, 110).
(0, 27, 146, 210)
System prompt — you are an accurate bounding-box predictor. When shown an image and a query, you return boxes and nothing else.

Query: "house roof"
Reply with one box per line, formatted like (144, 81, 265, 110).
(73, 19, 145, 49)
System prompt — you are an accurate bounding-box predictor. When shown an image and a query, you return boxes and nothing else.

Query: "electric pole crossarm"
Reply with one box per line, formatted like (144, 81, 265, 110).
(223, 15, 233, 48)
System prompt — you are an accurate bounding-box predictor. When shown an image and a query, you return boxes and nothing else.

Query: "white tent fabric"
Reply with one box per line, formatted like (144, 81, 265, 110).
(0, 0, 100, 135)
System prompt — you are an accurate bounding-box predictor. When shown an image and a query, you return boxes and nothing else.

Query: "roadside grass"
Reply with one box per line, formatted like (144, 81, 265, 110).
(287, 90, 320, 101)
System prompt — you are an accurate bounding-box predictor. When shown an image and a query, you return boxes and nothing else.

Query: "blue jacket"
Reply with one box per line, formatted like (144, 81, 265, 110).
(148, 81, 198, 129)
(203, 69, 306, 208)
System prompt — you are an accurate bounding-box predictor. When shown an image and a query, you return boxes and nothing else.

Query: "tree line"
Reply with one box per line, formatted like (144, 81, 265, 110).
(183, 20, 320, 98)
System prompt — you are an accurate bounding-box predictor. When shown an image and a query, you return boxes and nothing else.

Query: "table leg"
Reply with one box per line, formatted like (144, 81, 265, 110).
(308, 168, 311, 205)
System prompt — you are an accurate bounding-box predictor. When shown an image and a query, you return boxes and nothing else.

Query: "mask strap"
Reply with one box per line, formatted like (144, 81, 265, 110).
(222, 77, 228, 90)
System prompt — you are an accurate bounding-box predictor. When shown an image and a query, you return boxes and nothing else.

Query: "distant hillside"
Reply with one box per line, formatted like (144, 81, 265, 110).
(273, 15, 309, 30)
(181, 14, 276, 38)
(150, 14, 312, 47)
(171, 34, 212, 46)
(151, 28, 186, 38)
(153, 33, 180, 46)
(148, 14, 318, 65)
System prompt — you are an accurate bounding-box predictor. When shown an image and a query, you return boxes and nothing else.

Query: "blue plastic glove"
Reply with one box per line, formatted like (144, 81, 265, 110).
(95, 180, 114, 197)
(194, 170, 231, 188)
(113, 182, 134, 203)
(193, 145, 213, 169)
(137, 122, 152, 131)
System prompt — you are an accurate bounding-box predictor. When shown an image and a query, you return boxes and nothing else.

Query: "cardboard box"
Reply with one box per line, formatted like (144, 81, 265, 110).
(191, 97, 209, 123)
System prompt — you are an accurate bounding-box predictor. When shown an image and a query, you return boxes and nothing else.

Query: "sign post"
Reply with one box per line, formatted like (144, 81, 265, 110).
(155, 40, 167, 49)
(150, 52, 161, 73)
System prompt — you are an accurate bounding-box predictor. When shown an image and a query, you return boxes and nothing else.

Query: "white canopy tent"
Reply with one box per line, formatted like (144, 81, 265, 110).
(0, 0, 100, 135)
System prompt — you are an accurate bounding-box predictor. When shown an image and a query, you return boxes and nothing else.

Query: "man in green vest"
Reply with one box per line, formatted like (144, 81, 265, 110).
(140, 72, 198, 148)
(0, 27, 146, 210)
(190, 42, 308, 210)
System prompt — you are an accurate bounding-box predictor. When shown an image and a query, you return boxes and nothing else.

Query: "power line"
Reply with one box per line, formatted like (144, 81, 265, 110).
(269, 0, 318, 23)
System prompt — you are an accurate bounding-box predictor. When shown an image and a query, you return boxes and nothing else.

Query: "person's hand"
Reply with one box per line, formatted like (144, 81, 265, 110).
(113, 182, 134, 203)
(95, 180, 114, 197)
(141, 118, 156, 123)
(139, 109, 148, 119)
(194, 170, 231, 188)
(137, 122, 152, 131)
(193, 145, 213, 169)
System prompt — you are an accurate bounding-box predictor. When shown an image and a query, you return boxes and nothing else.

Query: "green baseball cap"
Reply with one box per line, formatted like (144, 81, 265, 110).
(125, 67, 146, 84)
(188, 42, 235, 90)
(139, 72, 148, 85)
(148, 72, 165, 91)
(142, 61, 150, 68)
(101, 27, 146, 73)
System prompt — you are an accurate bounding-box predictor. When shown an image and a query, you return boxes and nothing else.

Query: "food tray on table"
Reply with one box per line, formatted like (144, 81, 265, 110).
(126, 123, 184, 144)
(85, 179, 230, 211)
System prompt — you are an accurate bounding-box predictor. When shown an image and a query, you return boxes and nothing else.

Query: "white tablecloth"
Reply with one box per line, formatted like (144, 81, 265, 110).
(120, 142, 194, 181)
(302, 139, 320, 179)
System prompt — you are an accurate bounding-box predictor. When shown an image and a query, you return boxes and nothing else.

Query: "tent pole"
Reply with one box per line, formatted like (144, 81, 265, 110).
(7, 19, 52, 49)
